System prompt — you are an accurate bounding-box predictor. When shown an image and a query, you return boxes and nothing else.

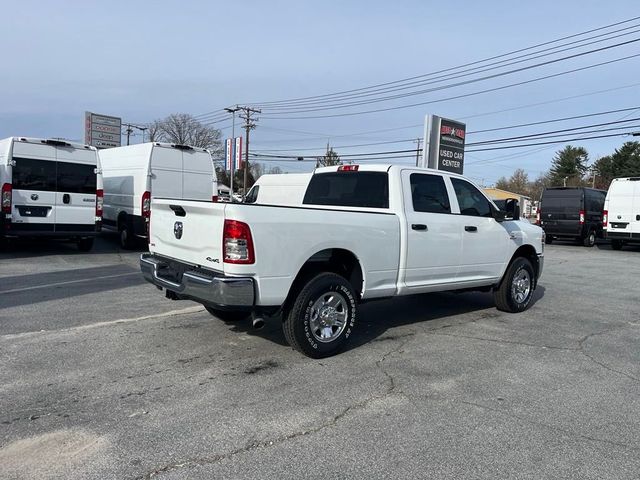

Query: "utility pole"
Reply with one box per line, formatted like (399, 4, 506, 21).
(122, 123, 147, 146)
(238, 106, 261, 197)
(224, 106, 240, 200)
(414, 138, 422, 166)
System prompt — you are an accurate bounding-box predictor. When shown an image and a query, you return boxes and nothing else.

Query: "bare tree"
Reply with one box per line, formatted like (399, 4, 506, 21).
(147, 113, 223, 158)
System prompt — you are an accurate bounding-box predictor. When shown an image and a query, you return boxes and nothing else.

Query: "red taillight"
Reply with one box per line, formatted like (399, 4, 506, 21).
(1, 183, 11, 214)
(223, 219, 254, 264)
(95, 189, 103, 220)
(338, 165, 359, 171)
(141, 191, 151, 218)
(579, 210, 585, 225)
(603, 210, 608, 229)
(212, 195, 219, 202)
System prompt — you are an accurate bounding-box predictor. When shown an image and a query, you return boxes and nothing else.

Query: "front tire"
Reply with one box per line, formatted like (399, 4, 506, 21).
(611, 239, 624, 250)
(494, 257, 535, 313)
(283, 272, 357, 358)
(77, 238, 94, 252)
(583, 230, 596, 247)
(119, 221, 135, 250)
(204, 306, 250, 322)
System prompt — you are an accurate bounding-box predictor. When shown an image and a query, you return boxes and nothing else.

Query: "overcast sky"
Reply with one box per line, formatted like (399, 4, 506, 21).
(2, 0, 639, 184)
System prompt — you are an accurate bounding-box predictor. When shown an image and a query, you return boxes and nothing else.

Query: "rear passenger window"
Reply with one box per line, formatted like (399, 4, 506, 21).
(410, 173, 450, 214)
(12, 157, 56, 191)
(451, 178, 492, 217)
(303, 172, 389, 208)
(57, 162, 96, 194)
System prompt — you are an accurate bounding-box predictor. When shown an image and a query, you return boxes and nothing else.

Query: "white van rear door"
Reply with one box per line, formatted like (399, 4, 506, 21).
(632, 180, 640, 233)
(10, 142, 57, 228)
(608, 180, 637, 233)
(150, 145, 183, 199)
(54, 146, 97, 227)
(182, 149, 213, 201)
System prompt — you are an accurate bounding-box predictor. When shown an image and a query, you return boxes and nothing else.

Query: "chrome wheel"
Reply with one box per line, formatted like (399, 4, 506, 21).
(309, 291, 348, 343)
(511, 269, 531, 304)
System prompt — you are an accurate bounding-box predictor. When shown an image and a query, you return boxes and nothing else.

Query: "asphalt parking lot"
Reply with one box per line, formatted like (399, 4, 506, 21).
(1, 236, 639, 479)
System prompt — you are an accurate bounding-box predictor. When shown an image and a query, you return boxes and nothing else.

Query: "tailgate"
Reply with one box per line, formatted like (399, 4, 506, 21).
(149, 198, 225, 272)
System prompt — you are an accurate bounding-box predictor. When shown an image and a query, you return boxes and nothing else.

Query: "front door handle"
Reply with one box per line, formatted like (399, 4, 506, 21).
(411, 224, 427, 231)
(464, 225, 478, 232)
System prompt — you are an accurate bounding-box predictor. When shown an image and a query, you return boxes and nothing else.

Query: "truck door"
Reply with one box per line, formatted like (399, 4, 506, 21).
(401, 171, 461, 290)
(54, 146, 96, 230)
(450, 178, 509, 281)
(10, 142, 57, 232)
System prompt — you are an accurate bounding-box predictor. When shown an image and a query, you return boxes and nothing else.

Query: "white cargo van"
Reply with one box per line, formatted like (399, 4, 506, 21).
(603, 177, 640, 250)
(99, 142, 217, 249)
(244, 173, 311, 205)
(0, 137, 102, 251)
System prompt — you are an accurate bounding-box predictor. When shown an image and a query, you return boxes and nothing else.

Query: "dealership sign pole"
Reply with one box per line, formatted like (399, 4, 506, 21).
(420, 115, 466, 175)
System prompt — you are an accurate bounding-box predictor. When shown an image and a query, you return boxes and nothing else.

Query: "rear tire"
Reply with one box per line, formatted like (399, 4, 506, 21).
(77, 238, 94, 252)
(544, 235, 553, 244)
(494, 257, 535, 313)
(583, 230, 596, 247)
(204, 306, 250, 322)
(611, 239, 624, 250)
(118, 221, 135, 250)
(283, 272, 357, 358)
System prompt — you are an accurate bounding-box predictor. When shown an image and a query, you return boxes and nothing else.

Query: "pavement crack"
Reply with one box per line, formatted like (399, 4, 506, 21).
(578, 329, 640, 383)
(460, 400, 640, 452)
(136, 336, 413, 479)
(428, 331, 577, 352)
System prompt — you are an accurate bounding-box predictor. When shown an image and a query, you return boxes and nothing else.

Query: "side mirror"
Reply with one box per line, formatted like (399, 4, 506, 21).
(493, 209, 506, 222)
(504, 198, 520, 220)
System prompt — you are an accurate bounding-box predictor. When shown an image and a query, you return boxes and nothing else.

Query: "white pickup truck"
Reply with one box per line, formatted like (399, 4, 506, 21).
(141, 164, 544, 358)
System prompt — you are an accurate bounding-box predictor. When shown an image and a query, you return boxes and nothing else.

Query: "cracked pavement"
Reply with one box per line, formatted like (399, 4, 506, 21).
(1, 238, 639, 479)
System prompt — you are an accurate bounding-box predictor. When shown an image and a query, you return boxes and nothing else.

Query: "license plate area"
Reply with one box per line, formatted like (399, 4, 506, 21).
(610, 222, 629, 229)
(16, 205, 51, 217)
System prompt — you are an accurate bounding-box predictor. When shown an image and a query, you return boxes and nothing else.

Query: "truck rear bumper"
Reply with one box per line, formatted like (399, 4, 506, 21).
(140, 253, 255, 308)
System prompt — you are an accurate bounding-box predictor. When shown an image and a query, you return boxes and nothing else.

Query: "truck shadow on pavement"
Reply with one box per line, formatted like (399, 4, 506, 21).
(230, 286, 546, 352)
(0, 234, 147, 260)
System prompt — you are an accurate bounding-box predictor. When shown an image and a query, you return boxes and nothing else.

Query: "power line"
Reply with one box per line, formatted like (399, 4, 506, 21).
(244, 16, 640, 108)
(257, 30, 640, 111)
(191, 16, 640, 120)
(259, 39, 640, 115)
(259, 53, 640, 120)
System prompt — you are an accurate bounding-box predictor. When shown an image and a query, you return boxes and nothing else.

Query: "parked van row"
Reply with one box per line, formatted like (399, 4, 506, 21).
(1, 137, 217, 251)
(537, 180, 640, 250)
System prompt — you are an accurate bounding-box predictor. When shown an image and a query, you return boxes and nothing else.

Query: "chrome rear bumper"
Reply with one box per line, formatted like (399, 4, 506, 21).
(140, 253, 254, 307)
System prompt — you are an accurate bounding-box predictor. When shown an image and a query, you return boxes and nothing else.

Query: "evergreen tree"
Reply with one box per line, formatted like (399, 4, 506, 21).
(549, 145, 589, 186)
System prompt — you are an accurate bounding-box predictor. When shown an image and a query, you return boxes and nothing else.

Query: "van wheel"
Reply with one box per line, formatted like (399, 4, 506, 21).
(119, 222, 135, 250)
(204, 306, 250, 322)
(611, 239, 624, 250)
(583, 230, 596, 247)
(283, 272, 357, 358)
(544, 236, 553, 244)
(494, 257, 535, 313)
(77, 238, 94, 252)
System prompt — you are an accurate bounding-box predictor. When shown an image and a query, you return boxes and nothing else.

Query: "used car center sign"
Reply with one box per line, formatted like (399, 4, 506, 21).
(84, 111, 122, 149)
(421, 115, 466, 175)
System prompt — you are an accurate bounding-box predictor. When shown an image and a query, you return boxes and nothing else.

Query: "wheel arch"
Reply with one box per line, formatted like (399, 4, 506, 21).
(506, 244, 540, 283)
(282, 248, 364, 316)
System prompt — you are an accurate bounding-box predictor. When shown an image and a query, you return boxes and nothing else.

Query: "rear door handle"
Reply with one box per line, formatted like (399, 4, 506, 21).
(411, 224, 427, 231)
(464, 225, 478, 232)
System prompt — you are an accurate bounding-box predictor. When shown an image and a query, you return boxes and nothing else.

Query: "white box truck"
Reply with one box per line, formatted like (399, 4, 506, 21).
(99, 142, 217, 249)
(243, 172, 311, 205)
(0, 137, 102, 251)
(603, 177, 640, 250)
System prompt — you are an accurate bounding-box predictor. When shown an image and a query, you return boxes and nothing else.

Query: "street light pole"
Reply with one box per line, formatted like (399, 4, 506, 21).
(225, 106, 240, 201)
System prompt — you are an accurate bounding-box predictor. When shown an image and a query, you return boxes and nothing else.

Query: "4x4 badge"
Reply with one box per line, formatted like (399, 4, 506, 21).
(174, 221, 183, 239)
